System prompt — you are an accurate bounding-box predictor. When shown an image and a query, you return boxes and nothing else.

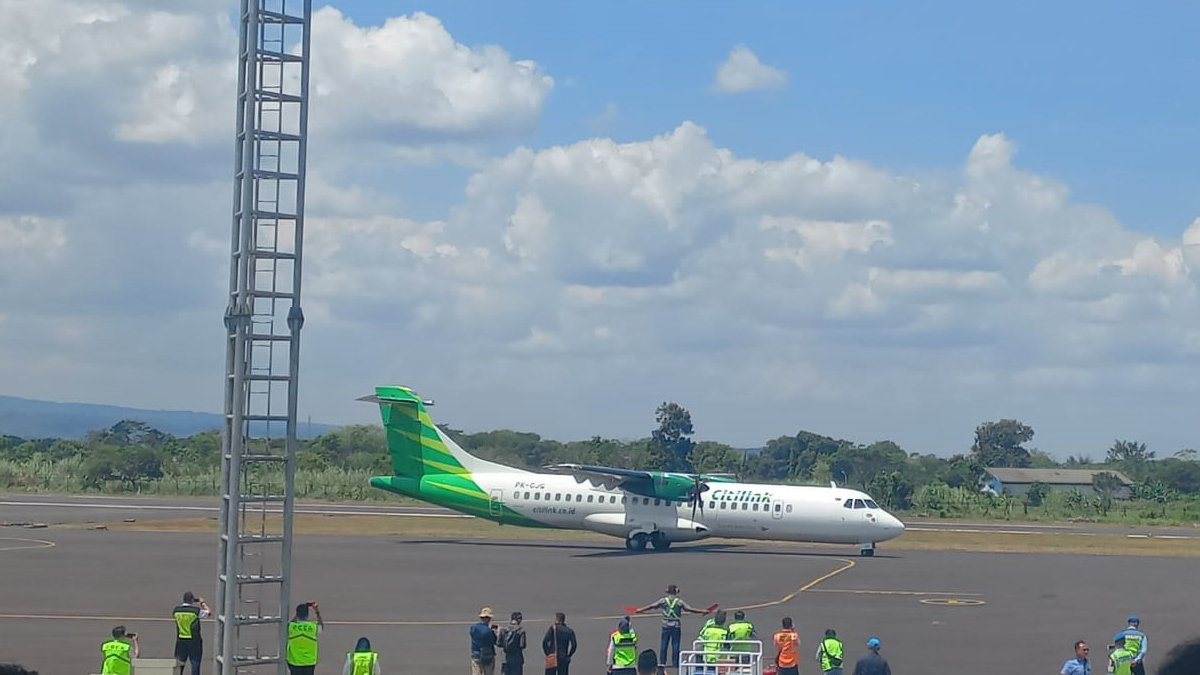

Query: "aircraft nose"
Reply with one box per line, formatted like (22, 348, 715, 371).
(885, 513, 906, 534)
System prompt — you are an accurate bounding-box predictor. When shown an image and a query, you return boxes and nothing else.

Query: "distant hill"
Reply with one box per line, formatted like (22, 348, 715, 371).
(0, 395, 336, 440)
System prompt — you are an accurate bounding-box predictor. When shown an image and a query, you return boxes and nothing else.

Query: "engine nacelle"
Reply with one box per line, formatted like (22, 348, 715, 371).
(582, 512, 711, 542)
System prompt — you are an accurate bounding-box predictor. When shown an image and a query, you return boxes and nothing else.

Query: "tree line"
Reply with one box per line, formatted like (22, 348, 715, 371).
(1, 405, 1198, 522)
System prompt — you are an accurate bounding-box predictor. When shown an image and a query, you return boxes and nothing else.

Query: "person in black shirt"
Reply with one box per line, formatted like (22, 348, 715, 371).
(542, 613, 577, 675)
(500, 612, 527, 675)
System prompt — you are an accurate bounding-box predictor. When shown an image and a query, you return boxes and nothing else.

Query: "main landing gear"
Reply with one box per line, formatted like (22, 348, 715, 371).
(859, 542, 876, 557)
(625, 532, 671, 552)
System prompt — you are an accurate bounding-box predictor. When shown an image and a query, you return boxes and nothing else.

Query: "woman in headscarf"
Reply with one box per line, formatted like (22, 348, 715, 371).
(342, 637, 381, 675)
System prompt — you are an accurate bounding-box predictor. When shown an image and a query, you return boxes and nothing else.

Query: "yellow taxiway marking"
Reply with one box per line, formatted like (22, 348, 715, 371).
(919, 598, 986, 606)
(807, 588, 983, 597)
(0, 537, 56, 552)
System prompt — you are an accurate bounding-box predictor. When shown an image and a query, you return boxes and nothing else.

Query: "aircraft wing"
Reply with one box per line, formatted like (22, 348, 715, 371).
(543, 463, 654, 491)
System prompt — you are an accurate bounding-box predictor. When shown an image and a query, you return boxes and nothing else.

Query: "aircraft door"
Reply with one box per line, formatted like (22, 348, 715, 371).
(770, 499, 784, 520)
(488, 489, 504, 519)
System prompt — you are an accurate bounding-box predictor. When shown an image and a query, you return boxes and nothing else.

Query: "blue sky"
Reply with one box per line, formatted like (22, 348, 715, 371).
(337, 0, 1200, 233)
(2, 0, 1199, 458)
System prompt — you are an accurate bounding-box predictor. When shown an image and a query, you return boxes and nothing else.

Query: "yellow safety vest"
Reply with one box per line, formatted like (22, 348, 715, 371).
(287, 620, 319, 666)
(612, 630, 637, 667)
(174, 605, 200, 639)
(101, 639, 132, 675)
(1123, 632, 1144, 656)
(819, 638, 843, 672)
(727, 621, 754, 652)
(349, 651, 378, 675)
(699, 625, 728, 663)
(1110, 648, 1134, 675)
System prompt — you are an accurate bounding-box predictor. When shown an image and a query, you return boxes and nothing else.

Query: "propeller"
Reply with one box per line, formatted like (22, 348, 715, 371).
(686, 475, 710, 521)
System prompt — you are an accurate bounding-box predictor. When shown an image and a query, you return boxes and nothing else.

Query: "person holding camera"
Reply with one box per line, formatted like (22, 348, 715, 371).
(173, 592, 210, 675)
(101, 625, 139, 675)
(471, 607, 500, 675)
(287, 602, 325, 675)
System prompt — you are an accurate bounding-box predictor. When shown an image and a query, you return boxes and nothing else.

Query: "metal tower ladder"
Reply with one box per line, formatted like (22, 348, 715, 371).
(216, 1, 311, 674)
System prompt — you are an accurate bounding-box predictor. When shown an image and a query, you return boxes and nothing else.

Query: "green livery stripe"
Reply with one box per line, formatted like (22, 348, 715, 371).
(369, 475, 551, 529)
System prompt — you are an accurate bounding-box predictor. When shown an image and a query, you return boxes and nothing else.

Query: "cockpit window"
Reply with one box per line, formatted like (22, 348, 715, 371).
(853, 499, 866, 509)
(865, 499, 878, 509)
(842, 500, 852, 509)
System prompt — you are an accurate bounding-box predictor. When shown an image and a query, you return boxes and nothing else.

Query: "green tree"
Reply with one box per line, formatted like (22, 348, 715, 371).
(1025, 481, 1050, 507)
(831, 441, 908, 489)
(1106, 440, 1154, 480)
(1173, 448, 1197, 462)
(971, 419, 1034, 468)
(868, 470, 914, 510)
(647, 402, 694, 472)
(689, 441, 743, 475)
(1091, 471, 1124, 515)
(82, 445, 164, 491)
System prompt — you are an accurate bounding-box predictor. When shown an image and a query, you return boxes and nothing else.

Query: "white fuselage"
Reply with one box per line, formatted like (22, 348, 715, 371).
(473, 472, 906, 546)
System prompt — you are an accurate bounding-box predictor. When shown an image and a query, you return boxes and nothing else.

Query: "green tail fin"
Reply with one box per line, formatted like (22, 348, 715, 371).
(369, 385, 470, 477)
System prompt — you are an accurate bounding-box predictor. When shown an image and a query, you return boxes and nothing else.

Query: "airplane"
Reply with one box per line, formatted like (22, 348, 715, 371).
(360, 385, 906, 556)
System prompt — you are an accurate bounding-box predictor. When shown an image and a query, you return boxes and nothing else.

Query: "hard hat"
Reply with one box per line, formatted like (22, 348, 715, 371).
(867, 637, 880, 649)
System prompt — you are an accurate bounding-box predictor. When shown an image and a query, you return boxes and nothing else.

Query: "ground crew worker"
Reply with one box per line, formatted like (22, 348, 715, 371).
(608, 618, 638, 675)
(342, 637, 381, 675)
(727, 611, 756, 663)
(1120, 616, 1148, 675)
(287, 602, 324, 675)
(773, 618, 799, 675)
(173, 592, 210, 675)
(101, 625, 139, 675)
(636, 649, 659, 675)
(816, 629, 844, 675)
(1109, 635, 1135, 675)
(698, 610, 729, 674)
(634, 584, 711, 669)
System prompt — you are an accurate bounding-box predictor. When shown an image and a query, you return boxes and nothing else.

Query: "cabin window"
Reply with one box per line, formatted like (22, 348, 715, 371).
(853, 499, 866, 509)
(720, 502, 727, 510)
(576, 494, 583, 502)
(708, 501, 716, 510)
(865, 499, 878, 509)
(620, 496, 626, 504)
(752, 503, 760, 511)
(774, 504, 781, 513)
(842, 500, 852, 509)
(523, 491, 530, 499)
(654, 498, 661, 506)
(785, 504, 793, 513)
(611, 496, 618, 504)
(587, 495, 594, 503)
(742, 503, 749, 511)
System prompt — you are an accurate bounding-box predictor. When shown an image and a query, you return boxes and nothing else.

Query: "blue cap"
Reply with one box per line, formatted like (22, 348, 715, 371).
(1114, 632, 1127, 642)
(1128, 616, 1140, 623)
(867, 637, 880, 649)
(619, 619, 631, 631)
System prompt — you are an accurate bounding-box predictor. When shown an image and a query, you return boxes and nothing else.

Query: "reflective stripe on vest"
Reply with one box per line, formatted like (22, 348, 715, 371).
(700, 626, 728, 662)
(102, 639, 132, 675)
(287, 621, 319, 666)
(350, 651, 378, 675)
(820, 638, 843, 671)
(727, 621, 754, 651)
(664, 597, 681, 620)
(612, 630, 638, 666)
(1110, 648, 1134, 675)
(174, 606, 199, 639)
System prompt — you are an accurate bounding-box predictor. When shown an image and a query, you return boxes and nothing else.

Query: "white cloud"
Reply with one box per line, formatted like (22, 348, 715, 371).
(712, 45, 787, 94)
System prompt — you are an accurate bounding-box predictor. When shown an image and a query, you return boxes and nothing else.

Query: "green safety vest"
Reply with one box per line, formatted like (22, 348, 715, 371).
(349, 651, 378, 675)
(819, 638, 844, 672)
(699, 625, 728, 663)
(727, 621, 754, 652)
(287, 621, 319, 666)
(1110, 648, 1134, 675)
(612, 630, 638, 666)
(1123, 632, 1143, 656)
(101, 639, 132, 675)
(173, 605, 200, 639)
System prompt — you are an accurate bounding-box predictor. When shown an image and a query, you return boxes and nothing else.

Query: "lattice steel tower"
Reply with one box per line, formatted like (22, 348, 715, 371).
(216, 1, 311, 674)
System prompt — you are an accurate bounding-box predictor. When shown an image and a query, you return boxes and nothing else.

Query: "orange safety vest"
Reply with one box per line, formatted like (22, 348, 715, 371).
(773, 629, 798, 667)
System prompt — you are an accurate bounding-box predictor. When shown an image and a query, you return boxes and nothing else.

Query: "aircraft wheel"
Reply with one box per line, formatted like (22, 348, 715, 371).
(627, 533, 649, 551)
(651, 532, 671, 550)
(859, 545, 875, 557)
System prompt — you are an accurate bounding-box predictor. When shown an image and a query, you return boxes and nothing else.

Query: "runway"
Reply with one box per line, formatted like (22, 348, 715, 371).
(4, 493, 1199, 538)
(2, 525, 1198, 675)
